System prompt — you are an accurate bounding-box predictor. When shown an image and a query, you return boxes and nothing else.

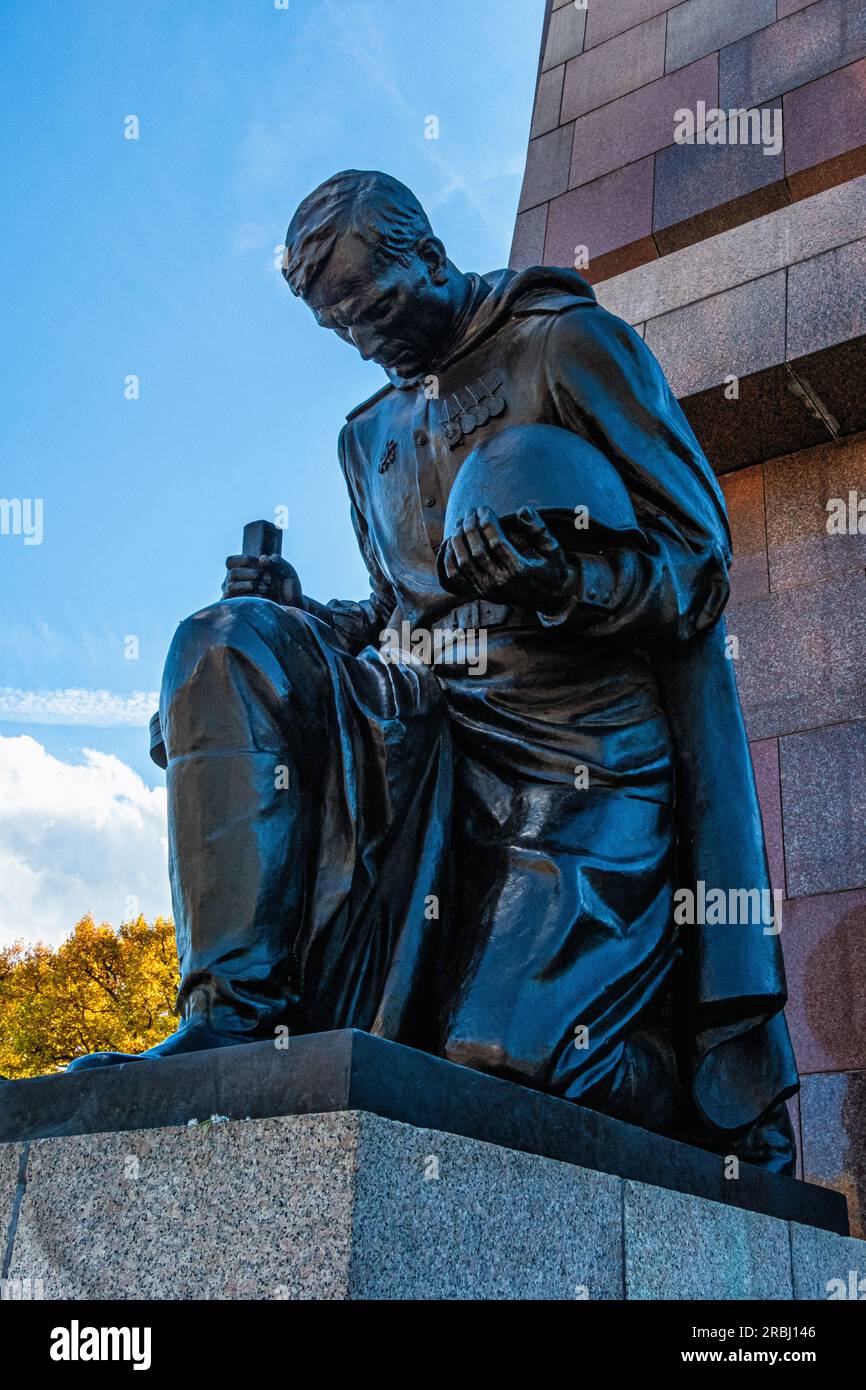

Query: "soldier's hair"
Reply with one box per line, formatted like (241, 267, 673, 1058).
(282, 170, 434, 298)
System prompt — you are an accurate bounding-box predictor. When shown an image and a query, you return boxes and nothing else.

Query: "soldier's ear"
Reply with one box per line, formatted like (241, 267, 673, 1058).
(416, 236, 449, 284)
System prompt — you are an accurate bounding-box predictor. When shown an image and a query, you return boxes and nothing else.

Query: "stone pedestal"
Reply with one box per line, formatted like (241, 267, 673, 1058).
(2, 1032, 862, 1300)
(2, 1109, 864, 1301)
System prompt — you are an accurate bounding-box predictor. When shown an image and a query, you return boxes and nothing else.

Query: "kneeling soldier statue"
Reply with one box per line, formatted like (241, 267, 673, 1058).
(69, 171, 798, 1175)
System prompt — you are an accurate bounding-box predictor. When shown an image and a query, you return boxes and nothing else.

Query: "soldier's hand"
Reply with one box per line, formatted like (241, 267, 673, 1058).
(222, 553, 303, 606)
(440, 506, 579, 612)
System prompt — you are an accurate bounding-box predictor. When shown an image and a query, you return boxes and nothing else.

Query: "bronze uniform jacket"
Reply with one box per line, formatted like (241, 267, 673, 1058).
(313, 265, 798, 1136)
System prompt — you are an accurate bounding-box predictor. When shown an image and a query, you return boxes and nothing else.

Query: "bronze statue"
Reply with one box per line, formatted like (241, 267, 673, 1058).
(69, 171, 798, 1174)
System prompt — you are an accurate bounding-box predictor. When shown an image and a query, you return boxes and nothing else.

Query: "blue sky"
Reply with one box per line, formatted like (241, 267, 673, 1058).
(0, 0, 540, 943)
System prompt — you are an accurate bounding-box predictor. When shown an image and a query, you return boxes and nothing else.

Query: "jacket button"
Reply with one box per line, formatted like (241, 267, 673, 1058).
(414, 429, 428, 447)
(423, 494, 436, 508)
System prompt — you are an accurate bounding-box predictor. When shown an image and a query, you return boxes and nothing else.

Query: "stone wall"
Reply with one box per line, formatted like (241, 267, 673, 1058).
(512, 0, 866, 1233)
(722, 433, 866, 1236)
(514, 0, 866, 281)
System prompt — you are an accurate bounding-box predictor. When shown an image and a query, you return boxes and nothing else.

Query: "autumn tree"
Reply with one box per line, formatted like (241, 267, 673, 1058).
(0, 914, 179, 1078)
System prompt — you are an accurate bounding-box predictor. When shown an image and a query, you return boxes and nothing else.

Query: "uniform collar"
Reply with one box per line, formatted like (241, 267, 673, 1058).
(384, 265, 598, 390)
(383, 272, 492, 389)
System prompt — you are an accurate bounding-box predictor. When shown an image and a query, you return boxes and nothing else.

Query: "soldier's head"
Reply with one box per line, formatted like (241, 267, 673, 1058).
(282, 170, 470, 379)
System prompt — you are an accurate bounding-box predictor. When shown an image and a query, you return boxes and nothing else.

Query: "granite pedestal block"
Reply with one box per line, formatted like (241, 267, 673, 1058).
(3, 1109, 865, 1301)
(1, 1032, 860, 1300)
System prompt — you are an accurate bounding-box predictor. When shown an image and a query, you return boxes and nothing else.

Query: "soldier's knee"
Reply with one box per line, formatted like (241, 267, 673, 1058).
(172, 597, 279, 654)
(212, 596, 310, 643)
(164, 598, 318, 701)
(163, 599, 269, 696)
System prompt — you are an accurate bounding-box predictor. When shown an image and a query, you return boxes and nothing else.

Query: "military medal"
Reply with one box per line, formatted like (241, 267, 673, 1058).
(479, 375, 506, 417)
(378, 439, 398, 474)
(467, 383, 489, 427)
(440, 376, 507, 449)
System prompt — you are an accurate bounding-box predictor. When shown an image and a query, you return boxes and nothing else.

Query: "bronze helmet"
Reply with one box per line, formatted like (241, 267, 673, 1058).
(438, 423, 642, 581)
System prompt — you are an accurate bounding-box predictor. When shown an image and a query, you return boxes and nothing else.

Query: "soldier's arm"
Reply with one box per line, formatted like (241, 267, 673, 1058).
(543, 305, 731, 643)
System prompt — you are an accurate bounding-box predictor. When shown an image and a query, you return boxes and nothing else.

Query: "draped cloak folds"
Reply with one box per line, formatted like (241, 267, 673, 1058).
(320, 265, 798, 1138)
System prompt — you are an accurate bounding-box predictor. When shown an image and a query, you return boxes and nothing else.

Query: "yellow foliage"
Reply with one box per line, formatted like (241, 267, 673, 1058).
(0, 915, 179, 1078)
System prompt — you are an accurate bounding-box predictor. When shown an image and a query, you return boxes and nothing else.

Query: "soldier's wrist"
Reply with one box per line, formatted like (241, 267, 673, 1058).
(535, 562, 581, 616)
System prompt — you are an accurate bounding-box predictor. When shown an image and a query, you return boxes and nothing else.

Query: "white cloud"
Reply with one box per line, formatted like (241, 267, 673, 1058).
(0, 735, 170, 948)
(0, 688, 158, 727)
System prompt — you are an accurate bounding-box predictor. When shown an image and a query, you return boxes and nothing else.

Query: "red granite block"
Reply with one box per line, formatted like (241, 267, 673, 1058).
(518, 123, 574, 212)
(722, 463, 769, 601)
(791, 337, 866, 440)
(782, 889, 866, 1075)
(657, 181, 792, 254)
(800, 1070, 866, 1237)
(653, 108, 789, 255)
(510, 205, 549, 271)
(779, 720, 866, 896)
(720, 0, 866, 112)
(681, 363, 831, 475)
(561, 15, 666, 122)
(542, 0, 588, 70)
(585, 0, 677, 51)
(789, 146, 866, 201)
(644, 270, 786, 398)
(583, 239, 659, 283)
(531, 64, 566, 139)
(787, 237, 866, 360)
(764, 433, 866, 594)
(665, 0, 776, 74)
(731, 573, 866, 742)
(749, 736, 786, 894)
(544, 156, 655, 271)
(784, 58, 866, 199)
(569, 55, 718, 188)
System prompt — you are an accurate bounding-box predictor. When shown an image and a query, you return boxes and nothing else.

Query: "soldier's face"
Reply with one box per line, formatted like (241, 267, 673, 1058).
(302, 231, 455, 377)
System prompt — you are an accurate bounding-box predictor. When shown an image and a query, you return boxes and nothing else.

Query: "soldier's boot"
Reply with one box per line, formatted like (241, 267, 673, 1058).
(65, 982, 262, 1071)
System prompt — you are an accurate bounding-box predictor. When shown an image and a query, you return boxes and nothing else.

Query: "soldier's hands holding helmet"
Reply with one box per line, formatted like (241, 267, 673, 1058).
(222, 553, 303, 606)
(439, 506, 580, 613)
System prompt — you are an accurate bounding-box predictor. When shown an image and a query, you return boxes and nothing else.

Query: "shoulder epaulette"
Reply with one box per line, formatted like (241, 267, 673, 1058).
(511, 288, 592, 316)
